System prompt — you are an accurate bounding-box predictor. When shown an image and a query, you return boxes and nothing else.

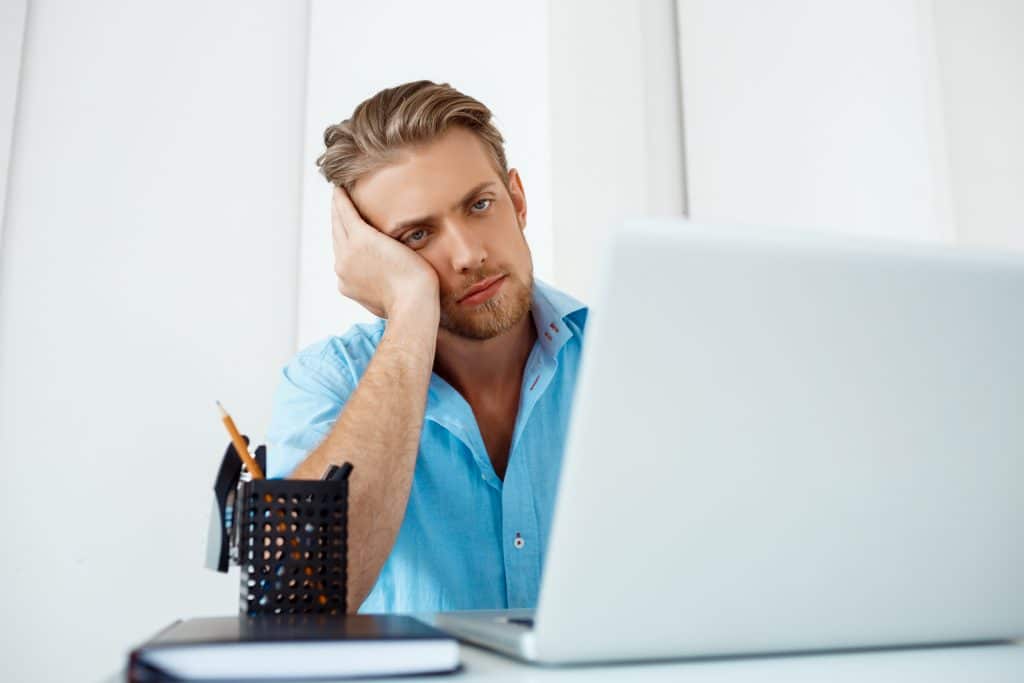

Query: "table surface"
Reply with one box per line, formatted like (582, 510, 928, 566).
(108, 639, 1024, 682)
(446, 640, 1024, 682)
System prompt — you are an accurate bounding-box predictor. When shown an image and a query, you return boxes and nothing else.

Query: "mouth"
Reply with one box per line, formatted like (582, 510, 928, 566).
(457, 274, 507, 306)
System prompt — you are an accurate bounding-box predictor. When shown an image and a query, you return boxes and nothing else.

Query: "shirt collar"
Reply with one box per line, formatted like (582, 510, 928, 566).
(530, 279, 587, 358)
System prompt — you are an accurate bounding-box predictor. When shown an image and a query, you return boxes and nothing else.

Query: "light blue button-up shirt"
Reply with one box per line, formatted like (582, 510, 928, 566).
(266, 280, 587, 613)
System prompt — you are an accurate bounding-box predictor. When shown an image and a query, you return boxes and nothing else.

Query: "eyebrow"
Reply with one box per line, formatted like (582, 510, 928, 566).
(387, 181, 497, 237)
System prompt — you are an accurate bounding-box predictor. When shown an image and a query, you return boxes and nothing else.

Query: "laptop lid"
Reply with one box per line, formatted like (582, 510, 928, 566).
(533, 221, 1024, 662)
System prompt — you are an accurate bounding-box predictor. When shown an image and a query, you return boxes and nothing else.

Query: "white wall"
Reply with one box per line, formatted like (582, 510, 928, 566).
(675, 0, 1023, 250)
(0, 0, 27, 248)
(676, 0, 956, 242)
(296, 0, 552, 349)
(548, 0, 687, 301)
(932, 0, 1024, 250)
(0, 1, 307, 680)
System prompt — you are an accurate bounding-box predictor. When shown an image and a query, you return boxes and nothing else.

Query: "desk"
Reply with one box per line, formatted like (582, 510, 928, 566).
(108, 640, 1024, 682)
(446, 641, 1024, 681)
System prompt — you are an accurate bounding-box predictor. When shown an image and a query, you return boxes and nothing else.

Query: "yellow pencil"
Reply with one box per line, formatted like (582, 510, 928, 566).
(216, 400, 265, 479)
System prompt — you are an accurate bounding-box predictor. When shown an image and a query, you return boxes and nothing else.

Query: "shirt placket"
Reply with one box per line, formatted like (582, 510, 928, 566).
(424, 374, 501, 490)
(502, 348, 557, 607)
(502, 474, 541, 608)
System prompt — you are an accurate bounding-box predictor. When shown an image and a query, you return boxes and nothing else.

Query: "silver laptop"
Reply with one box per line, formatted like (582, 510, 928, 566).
(435, 220, 1024, 664)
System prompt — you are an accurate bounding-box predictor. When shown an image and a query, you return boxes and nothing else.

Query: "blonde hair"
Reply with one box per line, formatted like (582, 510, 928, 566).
(316, 80, 509, 191)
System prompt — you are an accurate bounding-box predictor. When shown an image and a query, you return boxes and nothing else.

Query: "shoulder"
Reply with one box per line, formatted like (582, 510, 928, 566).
(283, 319, 387, 390)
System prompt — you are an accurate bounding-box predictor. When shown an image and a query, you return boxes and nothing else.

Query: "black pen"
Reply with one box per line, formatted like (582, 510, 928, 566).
(324, 463, 353, 481)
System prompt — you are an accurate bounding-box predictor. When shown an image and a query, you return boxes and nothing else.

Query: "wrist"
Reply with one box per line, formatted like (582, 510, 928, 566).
(389, 282, 439, 321)
(385, 288, 439, 358)
(388, 289, 438, 329)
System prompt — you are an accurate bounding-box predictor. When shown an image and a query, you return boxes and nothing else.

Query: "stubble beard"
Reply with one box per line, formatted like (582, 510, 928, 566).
(439, 271, 534, 341)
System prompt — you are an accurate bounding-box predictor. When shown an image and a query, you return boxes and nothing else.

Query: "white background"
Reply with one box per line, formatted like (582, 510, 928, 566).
(0, 1, 1020, 681)
(0, 1, 307, 679)
(677, 0, 1023, 249)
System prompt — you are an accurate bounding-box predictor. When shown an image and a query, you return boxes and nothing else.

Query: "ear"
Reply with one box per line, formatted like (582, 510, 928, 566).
(507, 168, 528, 231)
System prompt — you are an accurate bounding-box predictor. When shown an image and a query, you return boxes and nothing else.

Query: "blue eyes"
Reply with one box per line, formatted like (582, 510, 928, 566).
(402, 197, 493, 246)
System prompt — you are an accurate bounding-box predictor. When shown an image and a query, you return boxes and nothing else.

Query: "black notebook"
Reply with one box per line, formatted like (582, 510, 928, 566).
(128, 614, 460, 681)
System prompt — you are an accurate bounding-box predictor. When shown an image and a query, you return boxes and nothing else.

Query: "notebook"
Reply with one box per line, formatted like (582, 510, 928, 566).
(128, 614, 459, 681)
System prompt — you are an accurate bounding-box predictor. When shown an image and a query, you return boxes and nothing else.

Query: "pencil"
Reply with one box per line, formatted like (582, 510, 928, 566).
(216, 400, 265, 479)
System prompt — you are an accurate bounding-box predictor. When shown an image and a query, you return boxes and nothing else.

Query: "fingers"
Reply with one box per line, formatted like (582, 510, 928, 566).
(331, 186, 351, 240)
(332, 184, 377, 239)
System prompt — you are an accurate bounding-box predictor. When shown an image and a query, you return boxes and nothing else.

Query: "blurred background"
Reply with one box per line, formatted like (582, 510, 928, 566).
(0, 1, 1020, 680)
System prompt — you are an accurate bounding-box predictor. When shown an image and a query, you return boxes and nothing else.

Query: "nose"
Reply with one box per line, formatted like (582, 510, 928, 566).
(445, 219, 488, 273)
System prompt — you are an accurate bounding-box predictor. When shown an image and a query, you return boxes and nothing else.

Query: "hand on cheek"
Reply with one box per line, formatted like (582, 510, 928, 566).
(330, 186, 440, 319)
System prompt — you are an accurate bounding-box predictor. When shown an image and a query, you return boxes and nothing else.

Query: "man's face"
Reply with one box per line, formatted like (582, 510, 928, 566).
(350, 127, 533, 340)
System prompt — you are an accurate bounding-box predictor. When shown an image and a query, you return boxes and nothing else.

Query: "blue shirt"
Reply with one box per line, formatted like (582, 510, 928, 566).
(266, 280, 587, 613)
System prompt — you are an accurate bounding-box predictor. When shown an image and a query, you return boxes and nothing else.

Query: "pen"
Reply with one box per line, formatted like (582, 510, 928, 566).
(216, 400, 265, 479)
(324, 463, 353, 481)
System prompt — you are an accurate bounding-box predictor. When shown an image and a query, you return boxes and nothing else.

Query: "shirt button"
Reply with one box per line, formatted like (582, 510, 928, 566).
(513, 533, 525, 549)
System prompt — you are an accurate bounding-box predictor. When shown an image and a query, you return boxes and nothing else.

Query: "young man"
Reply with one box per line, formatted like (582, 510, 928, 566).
(267, 81, 587, 614)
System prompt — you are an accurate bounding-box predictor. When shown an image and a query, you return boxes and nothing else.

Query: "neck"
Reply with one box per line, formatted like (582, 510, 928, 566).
(434, 312, 537, 401)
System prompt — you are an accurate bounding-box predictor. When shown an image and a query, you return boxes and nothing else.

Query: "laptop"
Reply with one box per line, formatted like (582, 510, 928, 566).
(435, 220, 1024, 664)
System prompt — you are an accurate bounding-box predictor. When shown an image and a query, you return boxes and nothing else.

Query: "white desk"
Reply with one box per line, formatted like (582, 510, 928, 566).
(445, 641, 1024, 682)
(110, 640, 1024, 682)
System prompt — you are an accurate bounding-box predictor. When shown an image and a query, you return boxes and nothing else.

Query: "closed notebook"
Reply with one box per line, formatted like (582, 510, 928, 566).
(128, 614, 460, 681)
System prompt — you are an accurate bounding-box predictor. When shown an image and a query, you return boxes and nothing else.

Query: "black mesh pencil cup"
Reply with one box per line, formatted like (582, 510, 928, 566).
(237, 473, 352, 616)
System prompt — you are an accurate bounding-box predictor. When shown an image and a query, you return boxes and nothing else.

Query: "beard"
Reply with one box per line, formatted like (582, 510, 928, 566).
(439, 269, 534, 340)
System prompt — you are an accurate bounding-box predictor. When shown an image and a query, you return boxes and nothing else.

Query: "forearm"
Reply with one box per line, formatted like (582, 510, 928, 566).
(289, 303, 439, 611)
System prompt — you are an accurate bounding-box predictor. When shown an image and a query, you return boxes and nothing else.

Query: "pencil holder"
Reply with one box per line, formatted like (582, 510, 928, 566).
(236, 476, 351, 616)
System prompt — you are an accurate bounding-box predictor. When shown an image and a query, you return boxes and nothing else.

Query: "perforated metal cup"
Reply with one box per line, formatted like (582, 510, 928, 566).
(237, 478, 349, 616)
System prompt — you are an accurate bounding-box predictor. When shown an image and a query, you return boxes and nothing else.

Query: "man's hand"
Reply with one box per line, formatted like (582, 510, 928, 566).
(330, 186, 439, 318)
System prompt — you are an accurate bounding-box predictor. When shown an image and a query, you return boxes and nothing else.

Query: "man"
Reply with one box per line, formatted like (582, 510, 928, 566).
(267, 81, 587, 614)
